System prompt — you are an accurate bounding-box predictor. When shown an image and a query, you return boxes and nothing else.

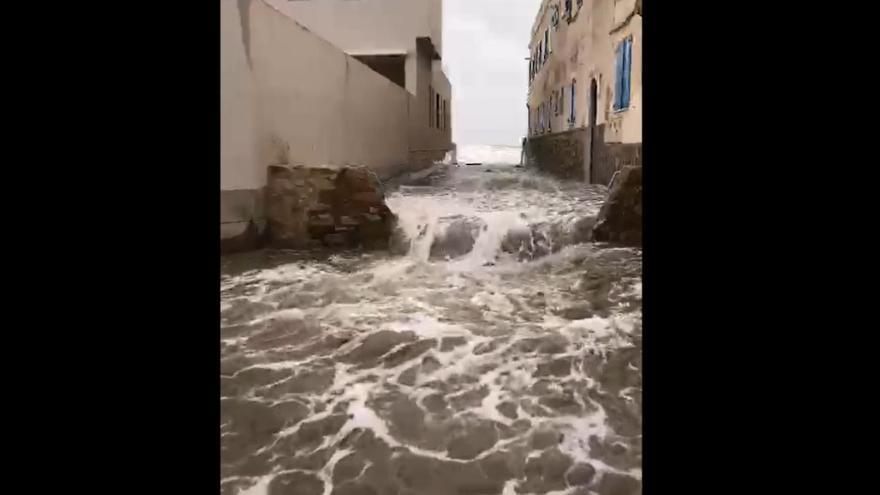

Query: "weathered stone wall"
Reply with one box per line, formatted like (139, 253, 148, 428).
(407, 149, 450, 177)
(591, 125, 642, 186)
(524, 128, 588, 181)
(265, 165, 396, 250)
(524, 124, 642, 185)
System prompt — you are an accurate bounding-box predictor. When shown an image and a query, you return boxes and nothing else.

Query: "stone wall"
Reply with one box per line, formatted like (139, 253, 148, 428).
(524, 128, 588, 181)
(407, 149, 450, 177)
(590, 125, 643, 186)
(264, 165, 396, 250)
(524, 124, 642, 185)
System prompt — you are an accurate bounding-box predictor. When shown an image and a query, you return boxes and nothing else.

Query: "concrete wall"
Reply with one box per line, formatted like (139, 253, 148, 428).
(249, 0, 410, 176)
(273, 0, 442, 95)
(272, 0, 452, 155)
(220, 0, 264, 247)
(525, 0, 641, 183)
(221, 0, 417, 249)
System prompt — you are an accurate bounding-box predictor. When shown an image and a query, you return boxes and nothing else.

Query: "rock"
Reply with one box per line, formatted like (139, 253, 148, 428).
(501, 226, 551, 261)
(565, 463, 596, 486)
(571, 216, 597, 244)
(430, 218, 484, 259)
(593, 166, 642, 246)
(265, 165, 397, 250)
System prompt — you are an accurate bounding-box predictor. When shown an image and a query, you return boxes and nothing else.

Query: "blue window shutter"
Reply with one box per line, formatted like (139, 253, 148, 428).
(614, 43, 623, 110)
(622, 38, 632, 108)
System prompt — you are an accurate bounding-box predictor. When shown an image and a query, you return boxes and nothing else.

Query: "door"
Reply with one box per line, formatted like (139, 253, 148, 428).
(587, 79, 598, 183)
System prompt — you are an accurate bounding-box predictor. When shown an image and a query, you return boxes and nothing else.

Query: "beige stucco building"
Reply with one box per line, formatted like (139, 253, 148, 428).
(524, 0, 641, 184)
(221, 0, 453, 251)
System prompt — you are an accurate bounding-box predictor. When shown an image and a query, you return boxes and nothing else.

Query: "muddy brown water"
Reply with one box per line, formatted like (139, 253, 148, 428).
(221, 163, 642, 495)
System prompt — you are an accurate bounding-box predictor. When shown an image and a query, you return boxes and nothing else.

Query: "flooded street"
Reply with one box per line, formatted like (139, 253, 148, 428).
(221, 160, 642, 495)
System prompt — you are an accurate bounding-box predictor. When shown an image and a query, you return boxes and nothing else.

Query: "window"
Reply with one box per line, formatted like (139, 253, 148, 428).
(564, 0, 572, 18)
(569, 79, 576, 124)
(436, 93, 441, 128)
(545, 29, 550, 59)
(551, 6, 559, 28)
(429, 86, 434, 126)
(613, 37, 633, 110)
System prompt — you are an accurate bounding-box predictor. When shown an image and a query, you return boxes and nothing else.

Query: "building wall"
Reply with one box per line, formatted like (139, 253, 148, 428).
(272, 0, 442, 95)
(250, 0, 410, 175)
(525, 0, 641, 183)
(221, 0, 415, 248)
(272, 0, 452, 156)
(220, 0, 264, 247)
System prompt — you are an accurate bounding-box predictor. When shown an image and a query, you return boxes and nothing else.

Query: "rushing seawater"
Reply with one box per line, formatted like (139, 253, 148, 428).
(220, 158, 642, 495)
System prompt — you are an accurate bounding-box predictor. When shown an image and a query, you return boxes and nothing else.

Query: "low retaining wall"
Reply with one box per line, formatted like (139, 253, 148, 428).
(524, 125, 642, 185)
(591, 126, 642, 186)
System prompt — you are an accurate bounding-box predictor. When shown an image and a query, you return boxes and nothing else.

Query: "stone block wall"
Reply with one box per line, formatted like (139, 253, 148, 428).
(524, 128, 588, 181)
(407, 149, 449, 176)
(264, 165, 396, 250)
(524, 125, 642, 185)
(591, 125, 642, 186)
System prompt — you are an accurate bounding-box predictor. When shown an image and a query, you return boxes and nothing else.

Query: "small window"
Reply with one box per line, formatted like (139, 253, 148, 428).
(551, 6, 559, 28)
(569, 79, 576, 124)
(545, 29, 550, 59)
(613, 37, 633, 110)
(436, 93, 441, 128)
(564, 0, 572, 18)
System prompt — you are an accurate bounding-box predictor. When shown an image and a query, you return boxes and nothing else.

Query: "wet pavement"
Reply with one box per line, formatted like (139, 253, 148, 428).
(221, 163, 642, 495)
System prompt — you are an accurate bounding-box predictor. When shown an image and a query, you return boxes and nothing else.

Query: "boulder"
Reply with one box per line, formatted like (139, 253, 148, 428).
(265, 165, 397, 250)
(593, 166, 642, 246)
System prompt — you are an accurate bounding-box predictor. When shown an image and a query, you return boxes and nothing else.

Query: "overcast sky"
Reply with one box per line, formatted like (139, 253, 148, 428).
(444, 0, 542, 147)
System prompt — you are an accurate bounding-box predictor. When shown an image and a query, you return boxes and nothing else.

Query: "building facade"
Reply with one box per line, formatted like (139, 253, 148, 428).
(524, 0, 641, 184)
(221, 0, 453, 251)
(274, 0, 452, 161)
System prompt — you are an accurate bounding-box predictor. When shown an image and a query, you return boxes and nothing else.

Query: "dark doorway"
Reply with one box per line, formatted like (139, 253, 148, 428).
(588, 78, 598, 183)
